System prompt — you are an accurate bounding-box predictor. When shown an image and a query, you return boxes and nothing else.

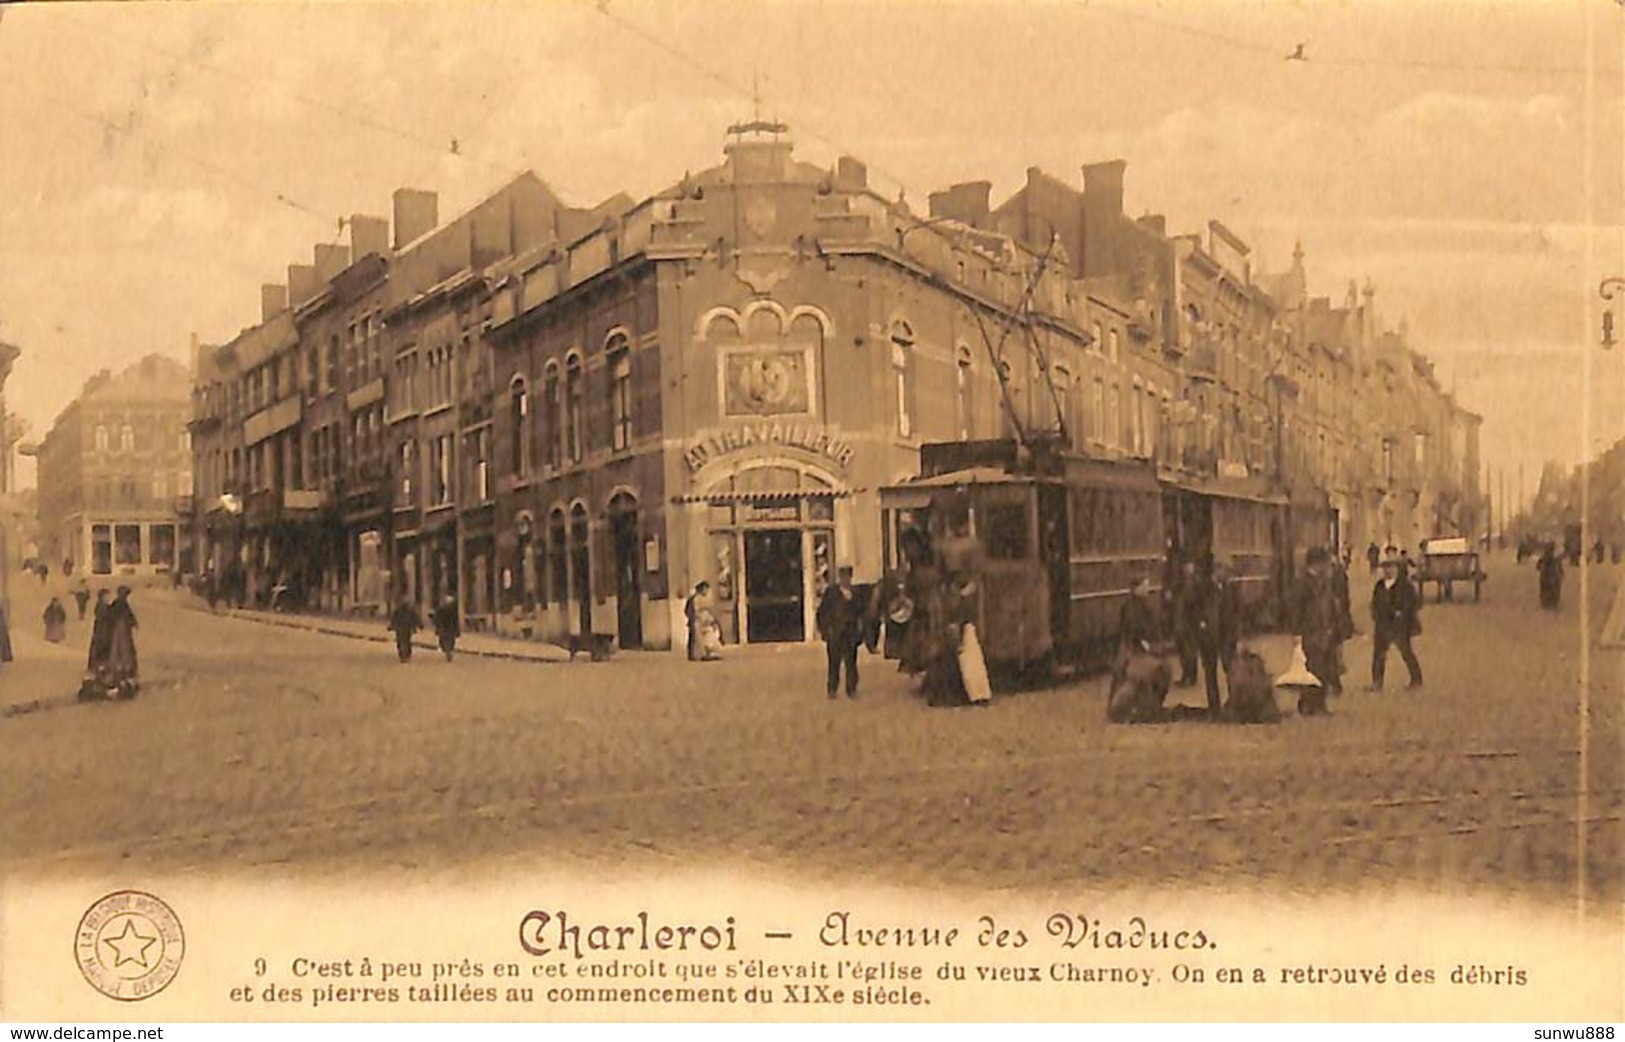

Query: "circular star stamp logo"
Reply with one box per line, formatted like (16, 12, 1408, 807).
(74, 890, 185, 1001)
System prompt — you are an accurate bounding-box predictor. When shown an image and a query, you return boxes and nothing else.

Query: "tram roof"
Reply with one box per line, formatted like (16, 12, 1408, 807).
(886, 466, 1046, 490)
(1161, 473, 1289, 506)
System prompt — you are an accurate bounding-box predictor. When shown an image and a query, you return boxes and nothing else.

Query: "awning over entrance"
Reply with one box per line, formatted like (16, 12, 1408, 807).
(671, 488, 858, 505)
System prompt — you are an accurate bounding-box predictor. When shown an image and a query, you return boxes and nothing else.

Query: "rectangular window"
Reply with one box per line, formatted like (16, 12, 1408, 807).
(1092, 379, 1105, 443)
(986, 502, 1030, 560)
(149, 525, 176, 567)
(114, 524, 142, 566)
(1107, 383, 1121, 449)
(92, 525, 112, 575)
(399, 441, 415, 505)
(434, 435, 453, 505)
(467, 428, 491, 503)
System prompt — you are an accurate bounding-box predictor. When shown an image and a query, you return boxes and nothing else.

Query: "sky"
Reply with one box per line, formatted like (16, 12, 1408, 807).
(1, 0, 1622, 514)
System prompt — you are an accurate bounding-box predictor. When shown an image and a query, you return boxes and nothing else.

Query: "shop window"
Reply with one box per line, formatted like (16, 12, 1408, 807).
(150, 525, 176, 567)
(114, 524, 142, 566)
(92, 525, 112, 575)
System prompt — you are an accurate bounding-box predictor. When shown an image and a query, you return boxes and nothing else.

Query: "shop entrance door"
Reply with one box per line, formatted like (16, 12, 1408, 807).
(744, 529, 805, 643)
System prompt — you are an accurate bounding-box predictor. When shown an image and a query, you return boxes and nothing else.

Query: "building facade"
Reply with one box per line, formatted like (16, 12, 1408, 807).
(37, 355, 193, 579)
(193, 124, 1481, 650)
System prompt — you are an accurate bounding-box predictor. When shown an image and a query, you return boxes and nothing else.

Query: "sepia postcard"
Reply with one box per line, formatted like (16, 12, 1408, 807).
(0, 0, 1621, 1026)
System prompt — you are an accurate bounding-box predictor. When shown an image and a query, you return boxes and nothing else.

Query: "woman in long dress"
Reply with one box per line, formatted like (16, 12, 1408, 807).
(104, 587, 139, 694)
(86, 589, 113, 671)
(43, 597, 67, 643)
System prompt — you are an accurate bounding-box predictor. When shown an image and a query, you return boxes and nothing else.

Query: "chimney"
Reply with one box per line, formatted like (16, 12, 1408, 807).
(928, 181, 992, 225)
(261, 284, 288, 322)
(313, 243, 350, 284)
(835, 156, 868, 191)
(287, 264, 317, 306)
(393, 189, 439, 248)
(1081, 159, 1127, 219)
(349, 215, 390, 259)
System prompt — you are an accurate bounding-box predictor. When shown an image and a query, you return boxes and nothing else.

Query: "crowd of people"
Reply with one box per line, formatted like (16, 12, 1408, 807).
(0, 558, 141, 700)
(1105, 544, 1427, 723)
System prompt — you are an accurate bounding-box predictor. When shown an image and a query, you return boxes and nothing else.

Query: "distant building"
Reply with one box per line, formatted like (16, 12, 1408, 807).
(36, 355, 193, 579)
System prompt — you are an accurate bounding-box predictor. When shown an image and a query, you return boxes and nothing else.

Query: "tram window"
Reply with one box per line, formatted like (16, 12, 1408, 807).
(1070, 489, 1095, 551)
(986, 502, 1030, 560)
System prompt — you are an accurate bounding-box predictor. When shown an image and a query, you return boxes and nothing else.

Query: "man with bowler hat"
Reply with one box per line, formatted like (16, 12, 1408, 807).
(816, 566, 864, 700)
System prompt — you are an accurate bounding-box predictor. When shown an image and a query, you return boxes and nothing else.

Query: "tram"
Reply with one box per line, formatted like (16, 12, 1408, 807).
(878, 438, 1335, 682)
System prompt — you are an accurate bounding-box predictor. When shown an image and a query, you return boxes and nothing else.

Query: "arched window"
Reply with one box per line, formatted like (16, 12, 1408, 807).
(119, 425, 134, 452)
(94, 426, 108, 452)
(509, 377, 529, 477)
(544, 361, 562, 470)
(890, 321, 914, 438)
(606, 333, 632, 452)
(955, 345, 974, 440)
(565, 352, 584, 464)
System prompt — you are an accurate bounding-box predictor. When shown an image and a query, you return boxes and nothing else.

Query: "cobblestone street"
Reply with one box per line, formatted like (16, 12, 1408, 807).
(2, 553, 1619, 915)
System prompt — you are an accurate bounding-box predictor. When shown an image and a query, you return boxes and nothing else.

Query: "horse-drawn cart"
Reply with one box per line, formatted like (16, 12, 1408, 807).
(1417, 536, 1485, 602)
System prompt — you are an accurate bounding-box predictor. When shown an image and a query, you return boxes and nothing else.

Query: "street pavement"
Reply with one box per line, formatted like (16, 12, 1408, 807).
(0, 551, 1618, 911)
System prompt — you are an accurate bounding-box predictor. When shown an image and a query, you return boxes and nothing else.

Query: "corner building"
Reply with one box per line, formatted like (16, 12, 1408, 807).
(488, 126, 1130, 651)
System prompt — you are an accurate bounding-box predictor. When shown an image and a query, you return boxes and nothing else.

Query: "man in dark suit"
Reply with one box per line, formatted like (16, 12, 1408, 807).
(816, 566, 864, 700)
(1192, 555, 1238, 719)
(1370, 553, 1423, 690)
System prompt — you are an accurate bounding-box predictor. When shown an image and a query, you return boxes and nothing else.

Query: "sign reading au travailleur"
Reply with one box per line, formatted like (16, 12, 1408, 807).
(684, 422, 855, 473)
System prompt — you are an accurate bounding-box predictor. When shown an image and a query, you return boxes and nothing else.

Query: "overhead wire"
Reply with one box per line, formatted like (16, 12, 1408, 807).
(593, 0, 921, 203)
(1089, 1, 1622, 78)
(0, 71, 338, 232)
(51, 11, 592, 209)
